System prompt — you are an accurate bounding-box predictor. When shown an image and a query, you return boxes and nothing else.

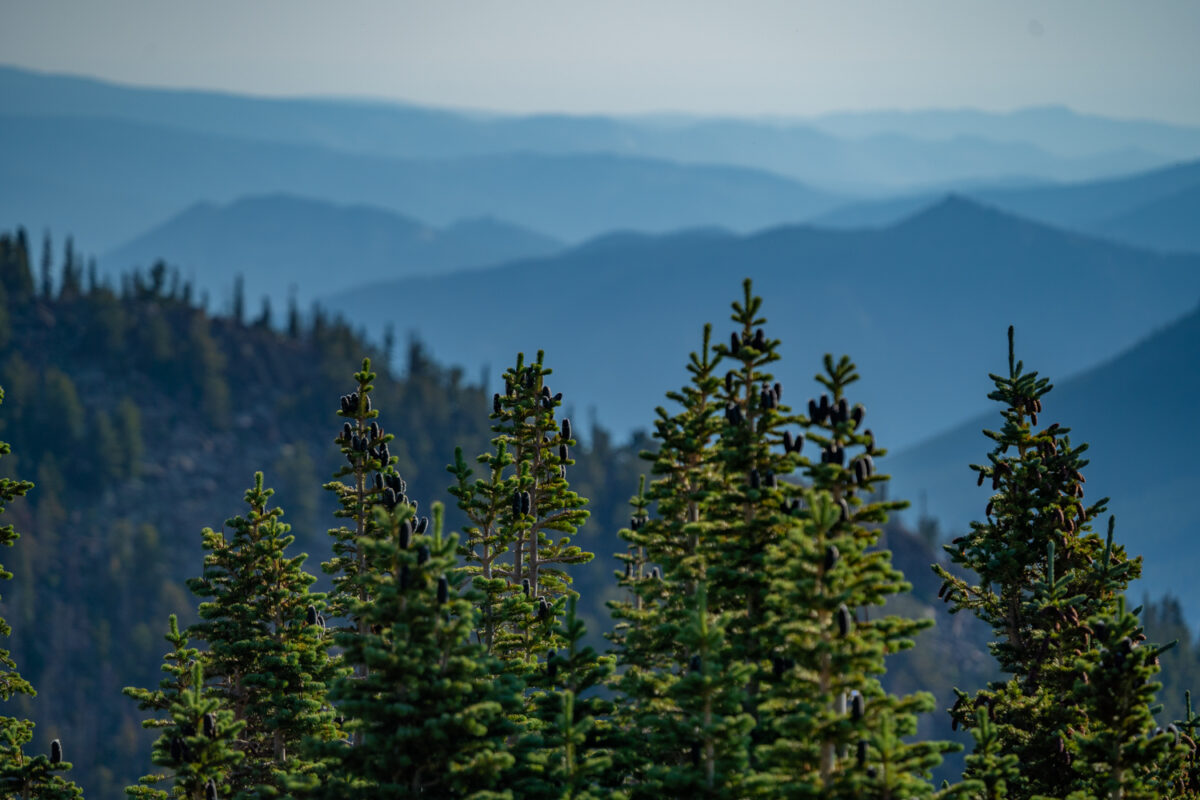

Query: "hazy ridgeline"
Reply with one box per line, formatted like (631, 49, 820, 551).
(2, 235, 1199, 797)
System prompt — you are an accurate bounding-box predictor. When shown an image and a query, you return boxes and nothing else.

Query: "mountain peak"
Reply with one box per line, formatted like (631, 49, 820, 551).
(888, 193, 1018, 233)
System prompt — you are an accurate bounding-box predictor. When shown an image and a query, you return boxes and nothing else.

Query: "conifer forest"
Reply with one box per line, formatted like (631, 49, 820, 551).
(1, 228, 1199, 800)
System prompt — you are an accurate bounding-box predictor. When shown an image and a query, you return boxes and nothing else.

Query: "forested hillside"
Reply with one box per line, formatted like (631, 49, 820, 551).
(0, 229, 645, 797)
(3, 229, 1200, 798)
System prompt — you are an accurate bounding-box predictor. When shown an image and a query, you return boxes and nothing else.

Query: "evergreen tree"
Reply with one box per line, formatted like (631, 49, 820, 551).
(124, 616, 243, 800)
(608, 322, 748, 795)
(0, 229, 35, 303)
(449, 351, 591, 670)
(1063, 598, 1183, 799)
(305, 503, 520, 799)
(517, 596, 619, 800)
(934, 328, 1142, 799)
(0, 388, 82, 799)
(321, 358, 396, 629)
(958, 708, 1019, 800)
(636, 587, 753, 799)
(185, 473, 339, 797)
(231, 276, 245, 327)
(751, 352, 956, 797)
(1168, 691, 1200, 797)
(610, 282, 955, 797)
(39, 232, 51, 300)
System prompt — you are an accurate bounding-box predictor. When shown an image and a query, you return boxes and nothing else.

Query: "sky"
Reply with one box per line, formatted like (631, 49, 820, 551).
(2, 1, 1199, 124)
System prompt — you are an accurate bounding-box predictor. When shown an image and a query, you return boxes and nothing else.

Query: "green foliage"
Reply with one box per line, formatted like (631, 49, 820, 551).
(932, 327, 1178, 800)
(750, 347, 956, 798)
(305, 503, 519, 799)
(516, 597, 618, 800)
(5, 233, 1200, 799)
(321, 358, 402, 625)
(123, 619, 243, 800)
(450, 351, 591, 670)
(611, 281, 956, 798)
(185, 473, 340, 796)
(1062, 598, 1183, 799)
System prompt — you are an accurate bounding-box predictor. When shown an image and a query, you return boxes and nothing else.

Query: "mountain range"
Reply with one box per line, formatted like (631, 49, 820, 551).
(101, 194, 563, 310)
(320, 196, 1200, 455)
(817, 158, 1200, 254)
(2, 65, 1187, 191)
(0, 112, 840, 250)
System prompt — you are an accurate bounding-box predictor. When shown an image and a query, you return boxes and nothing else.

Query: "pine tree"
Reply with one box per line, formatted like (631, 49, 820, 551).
(1168, 691, 1200, 797)
(1063, 598, 1185, 799)
(0, 388, 83, 800)
(610, 282, 955, 797)
(608, 322, 748, 794)
(449, 351, 591, 670)
(321, 358, 400, 631)
(306, 503, 520, 799)
(516, 596, 619, 800)
(751, 351, 956, 797)
(124, 617, 243, 800)
(637, 587, 753, 799)
(957, 708, 1019, 800)
(185, 472, 340, 796)
(39, 232, 51, 300)
(934, 328, 1142, 799)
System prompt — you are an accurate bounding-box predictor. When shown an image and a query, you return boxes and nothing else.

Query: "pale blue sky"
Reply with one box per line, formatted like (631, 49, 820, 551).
(2, 0, 1199, 124)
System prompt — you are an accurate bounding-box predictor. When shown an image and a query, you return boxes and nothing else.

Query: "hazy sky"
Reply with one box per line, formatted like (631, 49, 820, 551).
(2, 0, 1199, 124)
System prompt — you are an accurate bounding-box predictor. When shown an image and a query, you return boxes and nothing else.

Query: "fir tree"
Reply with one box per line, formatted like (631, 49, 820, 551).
(306, 503, 520, 799)
(637, 587, 753, 799)
(1064, 598, 1184, 799)
(608, 322, 748, 794)
(124, 618, 243, 800)
(934, 328, 1142, 799)
(516, 596, 619, 800)
(957, 708, 1019, 800)
(185, 473, 340, 797)
(1168, 691, 1200, 797)
(610, 282, 955, 797)
(321, 358, 399, 627)
(124, 614, 201, 797)
(0, 388, 82, 799)
(449, 351, 591, 669)
(319, 356, 411, 754)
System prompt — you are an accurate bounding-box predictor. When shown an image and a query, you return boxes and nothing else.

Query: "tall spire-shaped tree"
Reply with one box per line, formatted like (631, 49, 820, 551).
(610, 282, 955, 797)
(449, 351, 591, 670)
(517, 596, 619, 800)
(124, 632, 244, 800)
(934, 328, 1142, 799)
(1063, 598, 1184, 799)
(608, 320, 756, 795)
(185, 472, 340, 796)
(750, 349, 956, 798)
(305, 503, 520, 799)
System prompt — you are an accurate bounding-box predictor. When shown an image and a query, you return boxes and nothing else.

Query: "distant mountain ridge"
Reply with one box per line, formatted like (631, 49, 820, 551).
(0, 64, 1185, 192)
(805, 105, 1200, 159)
(0, 112, 841, 249)
(813, 158, 1200, 254)
(101, 194, 563, 309)
(321, 196, 1200, 457)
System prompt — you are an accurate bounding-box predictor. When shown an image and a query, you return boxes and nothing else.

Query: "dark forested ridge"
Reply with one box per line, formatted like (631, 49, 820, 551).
(0, 229, 644, 797)
(3, 229, 1200, 798)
